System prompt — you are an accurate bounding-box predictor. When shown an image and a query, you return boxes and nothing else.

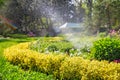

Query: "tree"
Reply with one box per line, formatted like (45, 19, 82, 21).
(0, 0, 4, 7)
(74, 0, 85, 22)
(6, 0, 47, 35)
(77, 0, 120, 34)
(5, 0, 77, 36)
(92, 0, 120, 32)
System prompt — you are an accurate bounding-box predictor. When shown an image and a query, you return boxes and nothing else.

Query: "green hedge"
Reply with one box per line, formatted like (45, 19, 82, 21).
(90, 38, 120, 61)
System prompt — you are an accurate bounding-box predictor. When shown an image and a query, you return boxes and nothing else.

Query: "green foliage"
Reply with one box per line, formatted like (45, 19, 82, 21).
(0, 58, 55, 80)
(47, 45, 58, 52)
(0, 0, 4, 7)
(7, 33, 28, 38)
(4, 36, 120, 79)
(94, 0, 120, 30)
(30, 37, 78, 55)
(98, 32, 107, 38)
(59, 57, 120, 80)
(83, 0, 120, 33)
(90, 37, 120, 61)
(4, 43, 65, 79)
(0, 37, 55, 80)
(4, 42, 120, 80)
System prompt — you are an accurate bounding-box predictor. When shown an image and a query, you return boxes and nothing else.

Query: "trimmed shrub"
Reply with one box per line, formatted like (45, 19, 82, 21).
(4, 43, 66, 75)
(90, 38, 120, 61)
(59, 57, 120, 80)
(59, 57, 89, 80)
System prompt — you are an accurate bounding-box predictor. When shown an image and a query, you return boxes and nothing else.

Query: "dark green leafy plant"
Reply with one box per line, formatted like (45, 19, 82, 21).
(47, 45, 58, 52)
(90, 37, 120, 61)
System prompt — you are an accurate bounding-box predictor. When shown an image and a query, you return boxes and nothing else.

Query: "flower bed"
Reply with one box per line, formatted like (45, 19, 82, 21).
(4, 42, 120, 80)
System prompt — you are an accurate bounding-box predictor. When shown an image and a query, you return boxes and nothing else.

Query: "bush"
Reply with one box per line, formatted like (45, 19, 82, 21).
(59, 57, 120, 80)
(59, 57, 89, 80)
(90, 37, 120, 61)
(4, 43, 66, 75)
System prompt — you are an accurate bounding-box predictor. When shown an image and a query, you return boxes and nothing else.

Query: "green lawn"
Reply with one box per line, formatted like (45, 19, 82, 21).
(0, 37, 55, 80)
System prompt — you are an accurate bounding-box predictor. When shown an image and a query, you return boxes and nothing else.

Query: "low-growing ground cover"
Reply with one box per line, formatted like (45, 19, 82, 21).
(0, 37, 55, 80)
(30, 37, 79, 56)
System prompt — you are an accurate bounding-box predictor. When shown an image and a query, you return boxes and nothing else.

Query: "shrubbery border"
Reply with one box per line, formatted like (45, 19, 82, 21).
(4, 42, 120, 80)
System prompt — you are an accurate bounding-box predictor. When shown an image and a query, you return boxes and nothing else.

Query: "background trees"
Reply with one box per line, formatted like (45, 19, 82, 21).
(5, 0, 78, 36)
(85, 0, 120, 33)
(0, 0, 120, 36)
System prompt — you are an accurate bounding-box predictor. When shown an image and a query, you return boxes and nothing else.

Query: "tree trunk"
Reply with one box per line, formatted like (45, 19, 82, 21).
(106, 6, 111, 31)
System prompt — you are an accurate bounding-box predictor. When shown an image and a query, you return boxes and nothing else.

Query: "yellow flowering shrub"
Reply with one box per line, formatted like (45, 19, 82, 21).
(4, 42, 120, 80)
(59, 57, 89, 80)
(59, 58, 120, 80)
(4, 42, 66, 75)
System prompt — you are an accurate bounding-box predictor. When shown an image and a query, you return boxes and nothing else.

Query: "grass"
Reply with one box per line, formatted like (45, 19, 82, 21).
(0, 37, 55, 80)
